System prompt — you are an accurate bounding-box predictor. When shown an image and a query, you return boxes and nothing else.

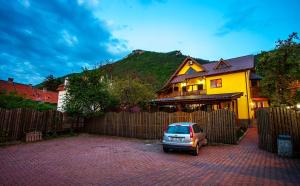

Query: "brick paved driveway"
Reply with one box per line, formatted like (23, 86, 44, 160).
(0, 128, 300, 186)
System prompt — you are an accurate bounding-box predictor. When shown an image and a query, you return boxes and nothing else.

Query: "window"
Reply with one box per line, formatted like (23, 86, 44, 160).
(167, 126, 189, 134)
(210, 79, 222, 88)
(216, 63, 228, 69)
(192, 124, 200, 133)
(182, 86, 187, 92)
(174, 87, 179, 92)
(186, 67, 196, 75)
(197, 84, 203, 90)
(215, 59, 231, 69)
(192, 124, 203, 133)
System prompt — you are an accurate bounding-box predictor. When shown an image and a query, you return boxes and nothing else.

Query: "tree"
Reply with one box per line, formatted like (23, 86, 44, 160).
(110, 76, 155, 110)
(64, 69, 114, 117)
(43, 75, 63, 91)
(256, 32, 300, 106)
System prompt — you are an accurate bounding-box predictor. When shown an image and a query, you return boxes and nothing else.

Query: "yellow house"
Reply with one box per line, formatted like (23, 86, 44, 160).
(152, 55, 269, 126)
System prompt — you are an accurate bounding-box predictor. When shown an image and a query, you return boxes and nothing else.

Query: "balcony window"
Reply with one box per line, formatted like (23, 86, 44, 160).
(210, 79, 222, 88)
(197, 84, 204, 90)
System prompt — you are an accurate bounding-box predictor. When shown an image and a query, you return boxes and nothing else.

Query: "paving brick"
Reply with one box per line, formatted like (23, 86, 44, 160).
(0, 128, 299, 186)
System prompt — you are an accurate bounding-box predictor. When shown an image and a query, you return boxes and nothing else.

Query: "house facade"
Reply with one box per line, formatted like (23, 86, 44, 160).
(57, 78, 68, 112)
(151, 55, 269, 125)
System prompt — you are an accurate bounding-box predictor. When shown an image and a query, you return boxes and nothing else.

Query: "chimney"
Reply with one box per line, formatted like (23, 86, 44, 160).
(8, 77, 14, 83)
(43, 87, 47, 92)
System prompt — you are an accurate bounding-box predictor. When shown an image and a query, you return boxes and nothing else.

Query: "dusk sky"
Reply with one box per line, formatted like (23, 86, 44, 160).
(0, 0, 299, 84)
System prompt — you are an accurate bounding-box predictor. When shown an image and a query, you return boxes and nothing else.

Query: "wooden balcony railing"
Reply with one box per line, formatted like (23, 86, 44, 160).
(158, 89, 207, 98)
(182, 90, 207, 96)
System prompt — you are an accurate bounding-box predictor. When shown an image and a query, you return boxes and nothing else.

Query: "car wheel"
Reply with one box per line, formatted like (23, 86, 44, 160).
(192, 144, 199, 156)
(163, 147, 169, 153)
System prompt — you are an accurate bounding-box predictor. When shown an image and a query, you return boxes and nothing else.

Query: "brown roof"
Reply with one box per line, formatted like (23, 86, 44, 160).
(151, 92, 243, 104)
(57, 84, 65, 91)
(0, 79, 58, 104)
(161, 55, 254, 90)
(161, 57, 206, 89)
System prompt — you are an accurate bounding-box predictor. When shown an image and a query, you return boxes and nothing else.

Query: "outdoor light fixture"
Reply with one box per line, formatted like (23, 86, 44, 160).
(296, 103, 300, 109)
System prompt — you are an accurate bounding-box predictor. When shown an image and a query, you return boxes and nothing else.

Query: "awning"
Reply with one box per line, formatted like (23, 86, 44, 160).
(150, 92, 243, 105)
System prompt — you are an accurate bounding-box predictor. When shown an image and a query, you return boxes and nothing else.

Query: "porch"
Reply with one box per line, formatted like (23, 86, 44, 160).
(151, 92, 243, 116)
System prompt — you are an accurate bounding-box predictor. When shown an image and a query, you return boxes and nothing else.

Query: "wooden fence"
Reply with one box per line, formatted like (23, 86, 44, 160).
(256, 108, 300, 153)
(0, 108, 84, 142)
(84, 109, 238, 144)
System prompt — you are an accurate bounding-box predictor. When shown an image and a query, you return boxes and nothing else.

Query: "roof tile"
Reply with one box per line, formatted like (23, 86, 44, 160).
(0, 80, 58, 104)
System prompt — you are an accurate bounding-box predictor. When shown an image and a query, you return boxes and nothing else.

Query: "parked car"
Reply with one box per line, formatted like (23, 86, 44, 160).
(162, 122, 207, 156)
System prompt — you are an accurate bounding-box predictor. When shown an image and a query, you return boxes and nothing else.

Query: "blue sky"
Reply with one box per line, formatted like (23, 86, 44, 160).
(0, 0, 299, 84)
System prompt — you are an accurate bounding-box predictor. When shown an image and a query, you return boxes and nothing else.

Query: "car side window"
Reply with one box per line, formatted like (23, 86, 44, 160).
(199, 127, 204, 133)
(192, 124, 200, 133)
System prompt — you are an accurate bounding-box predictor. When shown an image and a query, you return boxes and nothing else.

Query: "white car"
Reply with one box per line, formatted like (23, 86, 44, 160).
(162, 122, 207, 156)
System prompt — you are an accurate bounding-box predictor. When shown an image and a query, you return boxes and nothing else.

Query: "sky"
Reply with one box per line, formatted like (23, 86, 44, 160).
(0, 0, 299, 85)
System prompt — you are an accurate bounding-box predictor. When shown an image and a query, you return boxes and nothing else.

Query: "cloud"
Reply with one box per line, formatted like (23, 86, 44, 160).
(0, 0, 129, 84)
(61, 30, 78, 46)
(215, 6, 257, 36)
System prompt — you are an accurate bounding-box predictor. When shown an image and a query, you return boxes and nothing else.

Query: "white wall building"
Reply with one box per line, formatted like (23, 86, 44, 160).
(57, 78, 68, 112)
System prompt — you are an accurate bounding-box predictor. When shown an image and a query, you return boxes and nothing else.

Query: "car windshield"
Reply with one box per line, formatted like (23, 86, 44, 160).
(167, 125, 189, 134)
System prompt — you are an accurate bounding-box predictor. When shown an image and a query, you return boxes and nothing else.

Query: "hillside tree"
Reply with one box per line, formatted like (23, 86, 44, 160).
(110, 76, 155, 110)
(43, 75, 63, 91)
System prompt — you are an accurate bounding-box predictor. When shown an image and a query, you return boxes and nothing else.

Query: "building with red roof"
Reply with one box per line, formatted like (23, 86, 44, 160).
(152, 55, 270, 126)
(0, 78, 58, 104)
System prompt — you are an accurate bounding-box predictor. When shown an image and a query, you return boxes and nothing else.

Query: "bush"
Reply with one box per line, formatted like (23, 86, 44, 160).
(0, 91, 56, 110)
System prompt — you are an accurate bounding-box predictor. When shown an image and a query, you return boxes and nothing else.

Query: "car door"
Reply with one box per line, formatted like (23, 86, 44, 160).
(192, 124, 201, 142)
(193, 124, 205, 141)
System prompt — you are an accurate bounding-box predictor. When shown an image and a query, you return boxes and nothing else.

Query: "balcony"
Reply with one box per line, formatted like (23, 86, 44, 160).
(158, 89, 207, 98)
(182, 90, 207, 96)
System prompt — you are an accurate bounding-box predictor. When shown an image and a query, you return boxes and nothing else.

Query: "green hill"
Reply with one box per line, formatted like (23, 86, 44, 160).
(98, 50, 209, 89)
(36, 50, 209, 90)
